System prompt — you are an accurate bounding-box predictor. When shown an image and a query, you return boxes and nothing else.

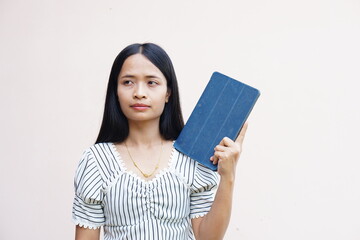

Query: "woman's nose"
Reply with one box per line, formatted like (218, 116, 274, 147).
(133, 83, 147, 99)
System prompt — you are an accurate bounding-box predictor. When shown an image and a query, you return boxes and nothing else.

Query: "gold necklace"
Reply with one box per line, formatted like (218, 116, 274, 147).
(124, 141, 163, 178)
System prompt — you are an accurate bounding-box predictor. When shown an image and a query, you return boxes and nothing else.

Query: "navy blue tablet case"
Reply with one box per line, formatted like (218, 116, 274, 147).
(174, 72, 260, 170)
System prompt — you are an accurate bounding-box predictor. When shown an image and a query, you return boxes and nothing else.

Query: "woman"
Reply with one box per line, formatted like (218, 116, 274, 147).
(72, 43, 248, 240)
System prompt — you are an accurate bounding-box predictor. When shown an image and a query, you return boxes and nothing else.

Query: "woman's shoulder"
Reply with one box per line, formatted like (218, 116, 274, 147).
(84, 142, 115, 155)
(85, 141, 111, 149)
(172, 148, 219, 186)
(171, 149, 208, 183)
(172, 148, 213, 173)
(82, 142, 110, 158)
(172, 148, 196, 170)
(80, 142, 121, 174)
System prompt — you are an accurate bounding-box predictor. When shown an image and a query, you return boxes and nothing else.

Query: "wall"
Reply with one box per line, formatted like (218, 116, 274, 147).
(0, 0, 359, 239)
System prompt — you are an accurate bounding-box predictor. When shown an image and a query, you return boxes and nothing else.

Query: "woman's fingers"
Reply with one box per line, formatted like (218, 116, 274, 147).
(235, 122, 248, 144)
(211, 152, 225, 165)
(211, 138, 233, 164)
(210, 123, 249, 178)
(210, 123, 248, 166)
(219, 136, 236, 148)
(214, 145, 227, 152)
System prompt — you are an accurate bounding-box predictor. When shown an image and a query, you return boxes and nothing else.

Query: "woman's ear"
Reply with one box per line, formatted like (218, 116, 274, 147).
(165, 89, 171, 103)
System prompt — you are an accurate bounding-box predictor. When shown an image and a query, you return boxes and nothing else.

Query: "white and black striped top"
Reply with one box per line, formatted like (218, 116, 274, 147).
(72, 142, 219, 240)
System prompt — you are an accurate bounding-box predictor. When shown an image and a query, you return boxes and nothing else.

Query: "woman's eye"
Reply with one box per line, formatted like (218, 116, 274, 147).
(123, 80, 133, 85)
(148, 81, 158, 86)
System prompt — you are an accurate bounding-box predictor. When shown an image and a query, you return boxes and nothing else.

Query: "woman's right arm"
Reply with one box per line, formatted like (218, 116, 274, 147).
(75, 226, 100, 240)
(73, 149, 104, 240)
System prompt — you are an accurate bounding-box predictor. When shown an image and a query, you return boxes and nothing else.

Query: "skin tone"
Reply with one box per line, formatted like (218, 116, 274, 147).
(75, 53, 248, 240)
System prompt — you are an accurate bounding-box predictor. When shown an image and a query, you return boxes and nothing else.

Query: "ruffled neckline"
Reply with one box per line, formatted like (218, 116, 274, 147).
(109, 142, 176, 185)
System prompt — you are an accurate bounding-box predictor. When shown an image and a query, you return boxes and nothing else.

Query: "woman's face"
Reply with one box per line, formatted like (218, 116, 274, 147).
(117, 54, 170, 124)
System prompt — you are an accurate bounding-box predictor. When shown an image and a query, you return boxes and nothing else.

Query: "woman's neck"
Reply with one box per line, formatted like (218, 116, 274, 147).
(126, 120, 163, 147)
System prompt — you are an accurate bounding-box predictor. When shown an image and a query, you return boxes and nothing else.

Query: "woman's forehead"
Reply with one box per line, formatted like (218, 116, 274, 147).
(119, 54, 166, 80)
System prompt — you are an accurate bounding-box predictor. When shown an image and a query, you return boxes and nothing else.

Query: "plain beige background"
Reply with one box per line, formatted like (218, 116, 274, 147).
(1, 0, 359, 239)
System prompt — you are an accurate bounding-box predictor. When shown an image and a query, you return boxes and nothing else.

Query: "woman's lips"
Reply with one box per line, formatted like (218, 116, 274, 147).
(131, 103, 150, 111)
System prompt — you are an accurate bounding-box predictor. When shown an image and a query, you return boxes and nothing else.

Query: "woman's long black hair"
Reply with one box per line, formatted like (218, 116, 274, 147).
(95, 43, 184, 144)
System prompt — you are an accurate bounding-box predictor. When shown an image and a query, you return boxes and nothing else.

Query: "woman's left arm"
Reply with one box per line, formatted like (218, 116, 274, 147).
(192, 123, 248, 240)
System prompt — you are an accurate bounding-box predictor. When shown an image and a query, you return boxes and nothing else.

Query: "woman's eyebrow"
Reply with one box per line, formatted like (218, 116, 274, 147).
(146, 75, 160, 79)
(119, 74, 135, 79)
(119, 74, 161, 79)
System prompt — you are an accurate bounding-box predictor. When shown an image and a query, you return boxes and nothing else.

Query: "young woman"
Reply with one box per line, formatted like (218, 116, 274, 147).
(72, 43, 248, 240)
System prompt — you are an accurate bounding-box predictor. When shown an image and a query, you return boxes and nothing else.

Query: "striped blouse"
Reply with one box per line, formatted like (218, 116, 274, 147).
(72, 142, 219, 240)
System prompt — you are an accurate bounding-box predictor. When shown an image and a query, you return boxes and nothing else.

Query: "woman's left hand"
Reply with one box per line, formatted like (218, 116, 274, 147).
(210, 123, 248, 180)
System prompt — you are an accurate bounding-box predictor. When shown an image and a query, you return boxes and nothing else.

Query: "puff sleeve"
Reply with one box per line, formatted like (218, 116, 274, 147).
(190, 162, 219, 219)
(72, 149, 105, 229)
